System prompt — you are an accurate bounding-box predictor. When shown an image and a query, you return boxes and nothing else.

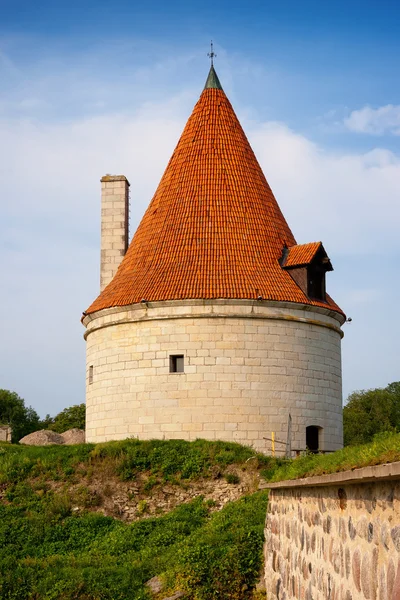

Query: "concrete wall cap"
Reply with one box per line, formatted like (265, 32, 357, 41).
(260, 460, 400, 489)
(100, 174, 130, 184)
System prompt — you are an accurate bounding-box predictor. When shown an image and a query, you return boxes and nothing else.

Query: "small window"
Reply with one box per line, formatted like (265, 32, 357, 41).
(170, 355, 184, 373)
(89, 365, 93, 384)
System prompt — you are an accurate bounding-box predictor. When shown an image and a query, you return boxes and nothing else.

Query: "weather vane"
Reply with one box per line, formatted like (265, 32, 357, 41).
(208, 41, 216, 66)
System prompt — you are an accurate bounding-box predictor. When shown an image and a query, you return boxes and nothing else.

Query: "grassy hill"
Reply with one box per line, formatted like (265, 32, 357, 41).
(0, 439, 272, 600)
(3, 434, 399, 599)
(266, 431, 400, 483)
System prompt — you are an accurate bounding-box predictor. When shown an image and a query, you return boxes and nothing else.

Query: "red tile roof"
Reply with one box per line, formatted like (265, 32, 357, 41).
(283, 242, 322, 268)
(86, 69, 343, 317)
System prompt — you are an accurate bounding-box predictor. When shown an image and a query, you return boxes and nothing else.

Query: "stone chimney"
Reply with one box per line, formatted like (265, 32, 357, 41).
(100, 175, 130, 292)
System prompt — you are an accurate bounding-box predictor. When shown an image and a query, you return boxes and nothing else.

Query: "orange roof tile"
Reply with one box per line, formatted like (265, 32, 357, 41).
(86, 68, 343, 317)
(284, 242, 322, 268)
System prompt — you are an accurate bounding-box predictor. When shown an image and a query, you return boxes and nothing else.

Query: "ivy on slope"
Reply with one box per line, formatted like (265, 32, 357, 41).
(0, 477, 268, 600)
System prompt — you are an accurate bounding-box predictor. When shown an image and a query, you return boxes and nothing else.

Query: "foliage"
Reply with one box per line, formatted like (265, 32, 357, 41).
(0, 438, 269, 487)
(0, 389, 41, 443)
(91, 438, 269, 483)
(225, 473, 240, 484)
(0, 439, 271, 598)
(0, 442, 95, 484)
(265, 431, 400, 483)
(175, 492, 268, 599)
(0, 475, 267, 600)
(40, 413, 56, 430)
(50, 403, 86, 433)
(343, 381, 400, 446)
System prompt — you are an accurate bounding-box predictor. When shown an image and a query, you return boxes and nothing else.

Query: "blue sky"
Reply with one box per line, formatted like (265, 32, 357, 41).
(1, 0, 399, 418)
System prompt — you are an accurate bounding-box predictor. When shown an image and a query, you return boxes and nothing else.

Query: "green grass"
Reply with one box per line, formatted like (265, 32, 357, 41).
(0, 479, 268, 600)
(2, 433, 399, 599)
(0, 439, 272, 599)
(264, 431, 400, 483)
(0, 438, 271, 486)
(0, 442, 95, 484)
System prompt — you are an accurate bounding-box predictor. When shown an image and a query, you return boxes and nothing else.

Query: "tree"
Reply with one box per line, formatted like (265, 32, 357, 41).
(40, 414, 55, 430)
(0, 389, 41, 443)
(343, 381, 400, 446)
(51, 404, 86, 433)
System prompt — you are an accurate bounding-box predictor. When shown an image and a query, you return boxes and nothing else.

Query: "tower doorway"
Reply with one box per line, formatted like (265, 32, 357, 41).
(306, 426, 321, 453)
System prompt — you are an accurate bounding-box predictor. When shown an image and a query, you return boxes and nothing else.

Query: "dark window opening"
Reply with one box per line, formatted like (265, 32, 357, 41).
(307, 264, 326, 301)
(170, 355, 184, 373)
(89, 365, 93, 385)
(306, 426, 320, 453)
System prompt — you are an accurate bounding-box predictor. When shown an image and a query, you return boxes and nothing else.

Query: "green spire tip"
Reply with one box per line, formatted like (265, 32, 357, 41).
(204, 65, 223, 91)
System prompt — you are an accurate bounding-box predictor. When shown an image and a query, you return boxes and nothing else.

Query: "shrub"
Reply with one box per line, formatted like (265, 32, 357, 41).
(175, 492, 268, 599)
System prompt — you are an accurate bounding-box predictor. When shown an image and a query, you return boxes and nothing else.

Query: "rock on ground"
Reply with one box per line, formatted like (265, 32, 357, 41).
(61, 429, 85, 444)
(19, 430, 65, 445)
(145, 576, 185, 599)
(145, 576, 164, 594)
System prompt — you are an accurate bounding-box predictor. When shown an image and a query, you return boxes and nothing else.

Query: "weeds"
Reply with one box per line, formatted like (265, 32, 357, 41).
(225, 473, 240, 484)
(0, 487, 267, 599)
(0, 439, 271, 599)
(0, 439, 264, 487)
(264, 432, 400, 483)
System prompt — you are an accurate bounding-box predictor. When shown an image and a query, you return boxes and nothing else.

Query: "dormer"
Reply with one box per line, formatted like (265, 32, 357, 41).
(280, 242, 333, 302)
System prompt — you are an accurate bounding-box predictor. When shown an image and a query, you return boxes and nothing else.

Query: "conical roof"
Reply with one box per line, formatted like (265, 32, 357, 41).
(86, 67, 342, 316)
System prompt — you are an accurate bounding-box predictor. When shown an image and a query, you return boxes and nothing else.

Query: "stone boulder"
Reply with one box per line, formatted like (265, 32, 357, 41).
(61, 429, 86, 444)
(19, 430, 65, 446)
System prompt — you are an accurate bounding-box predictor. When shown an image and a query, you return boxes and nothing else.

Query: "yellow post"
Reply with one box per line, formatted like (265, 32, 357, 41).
(271, 432, 275, 457)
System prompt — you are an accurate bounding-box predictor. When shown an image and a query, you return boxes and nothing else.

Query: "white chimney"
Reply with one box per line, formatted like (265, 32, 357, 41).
(100, 175, 130, 292)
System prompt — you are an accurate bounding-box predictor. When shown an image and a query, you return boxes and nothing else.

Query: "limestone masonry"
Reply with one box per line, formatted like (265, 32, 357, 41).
(264, 462, 400, 599)
(82, 64, 345, 451)
(100, 175, 129, 292)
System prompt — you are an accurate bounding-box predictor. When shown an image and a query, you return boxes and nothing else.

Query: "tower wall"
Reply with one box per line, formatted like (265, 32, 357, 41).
(83, 300, 344, 453)
(100, 175, 130, 292)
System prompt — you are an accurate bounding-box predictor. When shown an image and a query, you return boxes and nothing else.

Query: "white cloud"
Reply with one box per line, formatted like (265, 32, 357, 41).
(248, 122, 400, 255)
(344, 104, 400, 135)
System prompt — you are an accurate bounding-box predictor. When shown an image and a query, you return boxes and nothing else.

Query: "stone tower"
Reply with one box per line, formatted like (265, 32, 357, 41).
(82, 65, 345, 453)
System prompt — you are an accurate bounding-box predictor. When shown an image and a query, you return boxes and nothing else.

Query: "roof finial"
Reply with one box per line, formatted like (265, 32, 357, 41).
(208, 40, 216, 67)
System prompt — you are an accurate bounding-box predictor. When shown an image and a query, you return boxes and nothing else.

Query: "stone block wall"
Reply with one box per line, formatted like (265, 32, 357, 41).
(0, 425, 12, 442)
(264, 463, 400, 599)
(100, 175, 129, 292)
(83, 299, 344, 452)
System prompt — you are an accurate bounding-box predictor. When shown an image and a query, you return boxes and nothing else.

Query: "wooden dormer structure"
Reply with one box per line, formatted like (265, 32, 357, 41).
(280, 242, 333, 302)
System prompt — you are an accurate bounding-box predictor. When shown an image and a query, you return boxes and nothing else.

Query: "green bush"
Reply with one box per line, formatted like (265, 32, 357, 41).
(0, 478, 268, 600)
(51, 403, 86, 433)
(0, 439, 271, 599)
(343, 381, 400, 446)
(92, 438, 260, 483)
(0, 389, 41, 443)
(175, 492, 268, 599)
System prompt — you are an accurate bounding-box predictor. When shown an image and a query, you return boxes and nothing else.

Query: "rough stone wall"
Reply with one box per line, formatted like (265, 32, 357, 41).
(0, 425, 12, 442)
(100, 175, 129, 292)
(265, 479, 400, 599)
(83, 300, 343, 452)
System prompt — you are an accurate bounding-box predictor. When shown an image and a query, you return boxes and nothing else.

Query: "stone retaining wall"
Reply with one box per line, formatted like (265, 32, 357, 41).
(263, 462, 400, 600)
(0, 425, 11, 442)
